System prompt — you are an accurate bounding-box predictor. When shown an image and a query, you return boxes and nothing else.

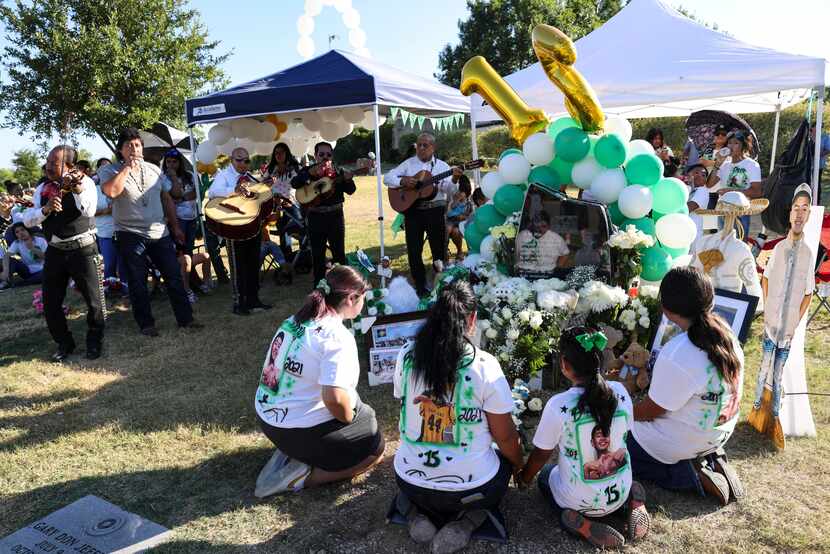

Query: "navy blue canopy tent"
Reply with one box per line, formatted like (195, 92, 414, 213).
(185, 49, 471, 264)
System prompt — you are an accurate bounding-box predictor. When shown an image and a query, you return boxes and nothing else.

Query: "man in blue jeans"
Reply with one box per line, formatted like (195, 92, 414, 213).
(100, 128, 201, 336)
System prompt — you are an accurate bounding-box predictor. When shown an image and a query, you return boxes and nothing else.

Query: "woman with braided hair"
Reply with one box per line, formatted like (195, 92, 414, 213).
(253, 265, 384, 497)
(630, 266, 745, 506)
(519, 326, 648, 549)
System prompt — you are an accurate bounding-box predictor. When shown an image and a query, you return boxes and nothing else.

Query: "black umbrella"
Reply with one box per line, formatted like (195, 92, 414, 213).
(685, 110, 761, 159)
(139, 122, 195, 168)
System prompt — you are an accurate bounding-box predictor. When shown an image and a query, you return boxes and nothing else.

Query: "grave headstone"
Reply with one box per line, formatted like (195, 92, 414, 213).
(0, 495, 171, 554)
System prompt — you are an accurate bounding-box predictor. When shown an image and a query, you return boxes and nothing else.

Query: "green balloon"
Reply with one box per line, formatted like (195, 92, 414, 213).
(652, 178, 689, 214)
(474, 204, 505, 234)
(608, 202, 626, 226)
(546, 117, 580, 141)
(621, 216, 656, 238)
(641, 245, 673, 281)
(464, 219, 485, 253)
(660, 242, 689, 258)
(595, 134, 627, 168)
(494, 184, 525, 216)
(499, 148, 523, 161)
(549, 157, 574, 185)
(528, 165, 561, 190)
(554, 127, 590, 163)
(624, 154, 663, 187)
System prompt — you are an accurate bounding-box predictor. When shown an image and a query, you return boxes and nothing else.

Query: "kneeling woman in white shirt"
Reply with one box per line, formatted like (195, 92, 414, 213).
(393, 280, 523, 552)
(519, 327, 650, 549)
(630, 266, 745, 506)
(253, 266, 384, 496)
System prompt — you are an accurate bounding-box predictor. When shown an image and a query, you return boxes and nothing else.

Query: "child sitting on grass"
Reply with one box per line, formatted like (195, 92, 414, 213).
(519, 326, 650, 549)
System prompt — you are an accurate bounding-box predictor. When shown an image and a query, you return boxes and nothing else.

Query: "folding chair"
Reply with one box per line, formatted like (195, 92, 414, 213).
(807, 213, 830, 325)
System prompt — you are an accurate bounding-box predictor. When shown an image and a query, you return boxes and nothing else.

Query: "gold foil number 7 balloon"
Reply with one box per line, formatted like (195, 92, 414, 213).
(460, 23, 605, 144)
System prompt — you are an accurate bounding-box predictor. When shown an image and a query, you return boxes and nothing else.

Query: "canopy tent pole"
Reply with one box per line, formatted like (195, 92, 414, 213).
(372, 103, 386, 286)
(812, 85, 825, 204)
(769, 97, 782, 173)
(187, 127, 208, 250)
(470, 97, 480, 187)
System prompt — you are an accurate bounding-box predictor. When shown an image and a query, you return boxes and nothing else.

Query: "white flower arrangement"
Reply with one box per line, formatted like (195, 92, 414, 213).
(608, 225, 655, 250)
(575, 281, 629, 314)
(639, 284, 660, 299)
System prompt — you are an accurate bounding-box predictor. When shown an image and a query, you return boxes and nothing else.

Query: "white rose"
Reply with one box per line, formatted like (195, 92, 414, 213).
(626, 320, 636, 331)
(638, 307, 649, 317)
(501, 307, 513, 319)
(528, 397, 544, 412)
(518, 310, 530, 322)
(639, 316, 651, 328)
(486, 328, 498, 339)
(507, 328, 520, 340)
(529, 313, 544, 329)
(367, 307, 378, 316)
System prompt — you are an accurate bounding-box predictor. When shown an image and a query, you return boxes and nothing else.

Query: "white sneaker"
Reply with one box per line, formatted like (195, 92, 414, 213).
(254, 456, 311, 498)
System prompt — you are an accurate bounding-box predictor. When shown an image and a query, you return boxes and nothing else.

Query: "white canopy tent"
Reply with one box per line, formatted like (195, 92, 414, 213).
(185, 49, 471, 267)
(471, 0, 828, 196)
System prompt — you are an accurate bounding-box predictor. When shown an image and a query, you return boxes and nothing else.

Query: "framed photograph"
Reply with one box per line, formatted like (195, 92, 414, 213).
(649, 288, 759, 353)
(366, 311, 427, 386)
(368, 347, 400, 386)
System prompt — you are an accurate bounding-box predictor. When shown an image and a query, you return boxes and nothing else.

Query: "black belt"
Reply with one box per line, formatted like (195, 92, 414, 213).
(48, 234, 96, 251)
(415, 200, 447, 210)
(307, 203, 343, 214)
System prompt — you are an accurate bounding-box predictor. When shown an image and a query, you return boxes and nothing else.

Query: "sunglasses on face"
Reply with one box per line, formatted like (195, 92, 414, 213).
(234, 157, 250, 163)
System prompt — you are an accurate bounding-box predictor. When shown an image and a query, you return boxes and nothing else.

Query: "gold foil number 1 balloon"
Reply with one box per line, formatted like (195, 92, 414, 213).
(460, 56, 549, 144)
(460, 24, 605, 144)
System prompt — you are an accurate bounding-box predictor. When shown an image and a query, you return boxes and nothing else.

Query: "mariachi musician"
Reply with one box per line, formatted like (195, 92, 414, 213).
(291, 141, 356, 286)
(22, 145, 104, 361)
(384, 132, 462, 297)
(208, 147, 271, 315)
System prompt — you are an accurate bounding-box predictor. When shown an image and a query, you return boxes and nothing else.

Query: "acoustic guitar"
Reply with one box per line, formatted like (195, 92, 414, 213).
(295, 160, 372, 207)
(204, 175, 275, 241)
(388, 160, 484, 214)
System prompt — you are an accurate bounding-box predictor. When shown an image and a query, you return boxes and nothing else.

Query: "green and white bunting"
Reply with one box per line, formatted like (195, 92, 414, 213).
(390, 107, 465, 132)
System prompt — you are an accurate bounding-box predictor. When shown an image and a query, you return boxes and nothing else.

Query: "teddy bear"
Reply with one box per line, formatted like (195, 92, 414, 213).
(599, 325, 625, 373)
(606, 341, 651, 396)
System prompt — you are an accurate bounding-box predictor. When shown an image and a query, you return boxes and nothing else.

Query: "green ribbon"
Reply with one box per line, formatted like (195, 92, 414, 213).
(575, 331, 608, 353)
(316, 279, 331, 295)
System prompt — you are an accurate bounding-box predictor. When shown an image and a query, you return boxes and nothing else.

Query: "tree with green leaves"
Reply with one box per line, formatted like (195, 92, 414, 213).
(436, 0, 623, 88)
(11, 148, 42, 185)
(0, 0, 229, 152)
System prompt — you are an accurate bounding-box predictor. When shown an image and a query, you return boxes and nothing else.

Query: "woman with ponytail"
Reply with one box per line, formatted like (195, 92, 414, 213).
(519, 326, 649, 549)
(630, 266, 745, 506)
(393, 280, 522, 553)
(253, 266, 384, 497)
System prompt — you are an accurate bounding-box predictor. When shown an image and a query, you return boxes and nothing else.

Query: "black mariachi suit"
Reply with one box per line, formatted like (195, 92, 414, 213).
(40, 185, 105, 351)
(291, 167, 356, 285)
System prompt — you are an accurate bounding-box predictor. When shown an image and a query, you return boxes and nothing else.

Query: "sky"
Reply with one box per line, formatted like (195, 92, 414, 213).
(0, 0, 829, 168)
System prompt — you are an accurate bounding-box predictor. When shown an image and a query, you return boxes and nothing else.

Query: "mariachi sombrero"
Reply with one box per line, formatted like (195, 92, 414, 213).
(694, 190, 768, 217)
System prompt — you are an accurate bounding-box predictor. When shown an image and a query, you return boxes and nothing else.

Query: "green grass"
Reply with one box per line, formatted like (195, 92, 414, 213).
(1, 176, 829, 553)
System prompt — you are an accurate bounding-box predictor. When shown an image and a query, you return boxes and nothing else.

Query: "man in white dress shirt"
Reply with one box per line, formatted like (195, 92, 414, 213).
(384, 133, 462, 296)
(23, 145, 105, 361)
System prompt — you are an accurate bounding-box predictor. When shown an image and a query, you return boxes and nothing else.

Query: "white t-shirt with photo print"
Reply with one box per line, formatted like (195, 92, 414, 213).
(716, 158, 761, 191)
(393, 342, 515, 492)
(254, 315, 360, 429)
(631, 332, 744, 464)
(533, 381, 633, 517)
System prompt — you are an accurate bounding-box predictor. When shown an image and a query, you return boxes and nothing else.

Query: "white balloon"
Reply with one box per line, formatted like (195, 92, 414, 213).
(208, 124, 231, 146)
(671, 254, 693, 268)
(253, 121, 275, 143)
(618, 184, 654, 219)
(342, 7, 360, 28)
(589, 168, 627, 204)
(218, 139, 237, 156)
(604, 116, 633, 142)
(480, 235, 495, 262)
(333, 0, 351, 11)
(349, 28, 367, 49)
(195, 141, 218, 164)
(498, 153, 531, 185)
(481, 171, 506, 199)
(336, 120, 354, 138)
(656, 214, 698, 249)
(571, 157, 601, 190)
(303, 112, 323, 132)
(304, 0, 323, 16)
(322, 108, 343, 122)
(342, 106, 364, 124)
(320, 120, 340, 142)
(235, 138, 255, 154)
(297, 36, 314, 59)
(296, 14, 314, 36)
(522, 132, 554, 166)
(627, 139, 655, 160)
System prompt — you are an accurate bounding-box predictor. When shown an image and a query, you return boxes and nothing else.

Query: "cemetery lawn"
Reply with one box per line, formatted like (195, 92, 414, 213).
(1, 176, 829, 553)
